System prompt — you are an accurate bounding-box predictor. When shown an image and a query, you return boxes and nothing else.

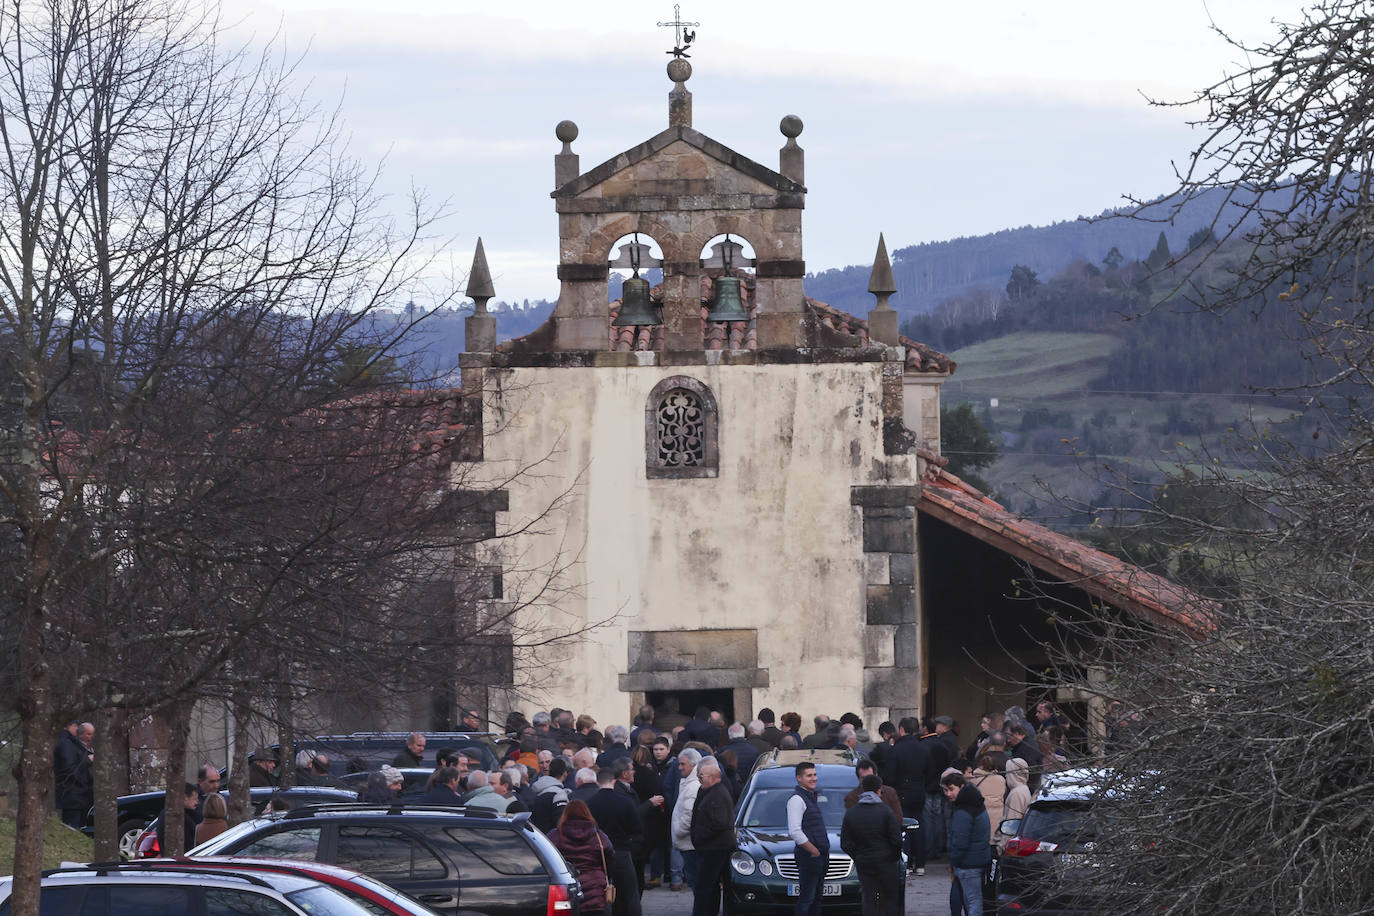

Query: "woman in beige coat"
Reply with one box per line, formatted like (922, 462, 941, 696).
(1003, 757, 1032, 829)
(969, 754, 1006, 845)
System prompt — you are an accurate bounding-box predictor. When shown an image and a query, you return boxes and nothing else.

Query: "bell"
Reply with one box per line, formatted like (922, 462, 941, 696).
(613, 275, 659, 326)
(705, 275, 749, 323)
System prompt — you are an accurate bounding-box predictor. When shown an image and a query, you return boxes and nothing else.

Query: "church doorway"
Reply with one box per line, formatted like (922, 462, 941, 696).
(647, 688, 735, 725)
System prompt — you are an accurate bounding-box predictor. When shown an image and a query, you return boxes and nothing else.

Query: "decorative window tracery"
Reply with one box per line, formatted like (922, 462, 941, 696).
(646, 376, 718, 479)
(656, 389, 705, 467)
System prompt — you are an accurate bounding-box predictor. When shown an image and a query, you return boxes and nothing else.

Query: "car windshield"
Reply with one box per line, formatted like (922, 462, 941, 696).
(285, 885, 375, 915)
(738, 786, 850, 829)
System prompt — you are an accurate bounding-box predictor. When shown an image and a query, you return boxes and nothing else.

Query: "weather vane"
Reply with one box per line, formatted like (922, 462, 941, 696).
(657, 4, 698, 58)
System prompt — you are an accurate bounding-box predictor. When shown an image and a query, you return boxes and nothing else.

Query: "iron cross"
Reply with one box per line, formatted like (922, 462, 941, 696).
(657, 4, 698, 58)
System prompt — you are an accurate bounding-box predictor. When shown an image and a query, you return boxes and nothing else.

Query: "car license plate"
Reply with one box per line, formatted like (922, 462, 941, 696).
(786, 883, 842, 896)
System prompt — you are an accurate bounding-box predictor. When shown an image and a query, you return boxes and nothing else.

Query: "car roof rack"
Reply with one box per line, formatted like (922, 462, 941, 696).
(279, 802, 526, 820)
(42, 862, 276, 888)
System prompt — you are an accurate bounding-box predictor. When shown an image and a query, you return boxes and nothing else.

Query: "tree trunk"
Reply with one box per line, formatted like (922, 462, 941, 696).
(275, 674, 295, 790)
(227, 689, 253, 825)
(160, 700, 193, 857)
(10, 698, 56, 916)
(92, 707, 123, 861)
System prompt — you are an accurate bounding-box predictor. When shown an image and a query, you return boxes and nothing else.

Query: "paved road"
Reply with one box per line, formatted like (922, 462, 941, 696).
(637, 867, 955, 915)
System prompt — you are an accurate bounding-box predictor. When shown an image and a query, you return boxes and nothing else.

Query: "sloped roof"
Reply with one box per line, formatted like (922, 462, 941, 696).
(553, 124, 804, 199)
(915, 449, 1212, 632)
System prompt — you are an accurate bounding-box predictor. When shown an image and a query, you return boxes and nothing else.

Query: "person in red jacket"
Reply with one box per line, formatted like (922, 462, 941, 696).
(548, 801, 615, 914)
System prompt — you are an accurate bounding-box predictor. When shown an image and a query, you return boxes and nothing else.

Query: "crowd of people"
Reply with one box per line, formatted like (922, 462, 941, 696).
(57, 696, 1085, 916)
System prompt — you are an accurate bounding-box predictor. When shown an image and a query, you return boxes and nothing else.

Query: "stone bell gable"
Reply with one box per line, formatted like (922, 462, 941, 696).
(547, 59, 809, 352)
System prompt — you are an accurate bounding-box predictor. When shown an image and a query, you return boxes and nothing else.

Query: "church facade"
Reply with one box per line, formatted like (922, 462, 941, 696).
(456, 59, 1195, 735)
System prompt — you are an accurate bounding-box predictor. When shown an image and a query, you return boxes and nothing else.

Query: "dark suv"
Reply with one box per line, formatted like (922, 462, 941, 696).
(190, 804, 581, 916)
(994, 768, 1110, 915)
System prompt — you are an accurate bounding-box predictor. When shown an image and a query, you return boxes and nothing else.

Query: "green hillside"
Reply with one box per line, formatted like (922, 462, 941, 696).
(937, 329, 1303, 522)
(943, 332, 1119, 399)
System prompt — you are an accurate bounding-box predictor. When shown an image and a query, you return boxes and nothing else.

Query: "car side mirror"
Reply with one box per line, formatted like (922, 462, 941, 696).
(998, 818, 1020, 837)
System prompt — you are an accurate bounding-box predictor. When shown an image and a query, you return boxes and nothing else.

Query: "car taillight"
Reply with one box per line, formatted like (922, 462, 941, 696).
(1003, 835, 1058, 857)
(546, 884, 573, 915)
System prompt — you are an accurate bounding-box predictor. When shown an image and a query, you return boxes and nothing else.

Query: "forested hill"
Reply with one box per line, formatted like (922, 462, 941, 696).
(802, 187, 1260, 318)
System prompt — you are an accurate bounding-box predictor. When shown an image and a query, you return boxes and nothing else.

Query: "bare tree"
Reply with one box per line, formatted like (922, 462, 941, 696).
(0, 0, 458, 906)
(1023, 4, 1374, 913)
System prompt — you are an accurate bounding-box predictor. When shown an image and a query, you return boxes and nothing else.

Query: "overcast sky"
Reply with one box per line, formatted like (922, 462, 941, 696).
(219, 0, 1302, 306)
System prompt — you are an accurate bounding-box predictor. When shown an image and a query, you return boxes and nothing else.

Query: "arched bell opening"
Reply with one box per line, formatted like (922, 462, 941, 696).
(608, 232, 666, 327)
(699, 234, 757, 332)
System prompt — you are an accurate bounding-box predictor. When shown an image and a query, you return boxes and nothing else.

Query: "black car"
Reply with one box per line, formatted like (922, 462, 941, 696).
(995, 768, 1111, 916)
(189, 803, 582, 916)
(85, 784, 360, 859)
(726, 750, 864, 914)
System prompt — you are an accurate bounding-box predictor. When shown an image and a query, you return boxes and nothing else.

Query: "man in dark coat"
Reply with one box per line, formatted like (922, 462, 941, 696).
(153, 783, 202, 854)
(588, 768, 644, 916)
(1007, 723, 1044, 793)
(720, 723, 761, 775)
(392, 732, 426, 767)
(597, 725, 633, 767)
(248, 749, 278, 787)
(688, 761, 735, 916)
(841, 774, 904, 916)
(843, 760, 903, 824)
(801, 715, 830, 749)
(415, 766, 464, 806)
(758, 708, 784, 748)
(53, 722, 94, 828)
(681, 707, 717, 746)
(942, 774, 992, 916)
(891, 717, 931, 875)
(530, 759, 571, 832)
(869, 722, 896, 782)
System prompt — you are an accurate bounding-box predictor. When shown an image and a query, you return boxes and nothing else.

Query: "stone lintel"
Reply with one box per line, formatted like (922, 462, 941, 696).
(618, 668, 770, 692)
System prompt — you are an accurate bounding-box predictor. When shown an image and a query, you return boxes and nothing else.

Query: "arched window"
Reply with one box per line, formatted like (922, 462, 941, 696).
(646, 376, 719, 479)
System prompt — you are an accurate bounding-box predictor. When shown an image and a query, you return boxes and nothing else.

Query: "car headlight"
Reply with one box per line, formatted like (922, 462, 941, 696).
(758, 858, 773, 876)
(730, 851, 756, 875)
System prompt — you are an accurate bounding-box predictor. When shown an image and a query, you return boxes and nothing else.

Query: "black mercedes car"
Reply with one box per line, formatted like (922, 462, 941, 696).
(725, 749, 864, 914)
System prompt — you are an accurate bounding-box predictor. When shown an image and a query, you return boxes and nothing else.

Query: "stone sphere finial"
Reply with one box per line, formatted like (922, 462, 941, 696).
(555, 120, 579, 144)
(667, 58, 692, 84)
(780, 115, 804, 139)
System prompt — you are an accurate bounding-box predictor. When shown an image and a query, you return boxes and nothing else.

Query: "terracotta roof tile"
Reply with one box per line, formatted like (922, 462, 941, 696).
(916, 460, 1214, 633)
